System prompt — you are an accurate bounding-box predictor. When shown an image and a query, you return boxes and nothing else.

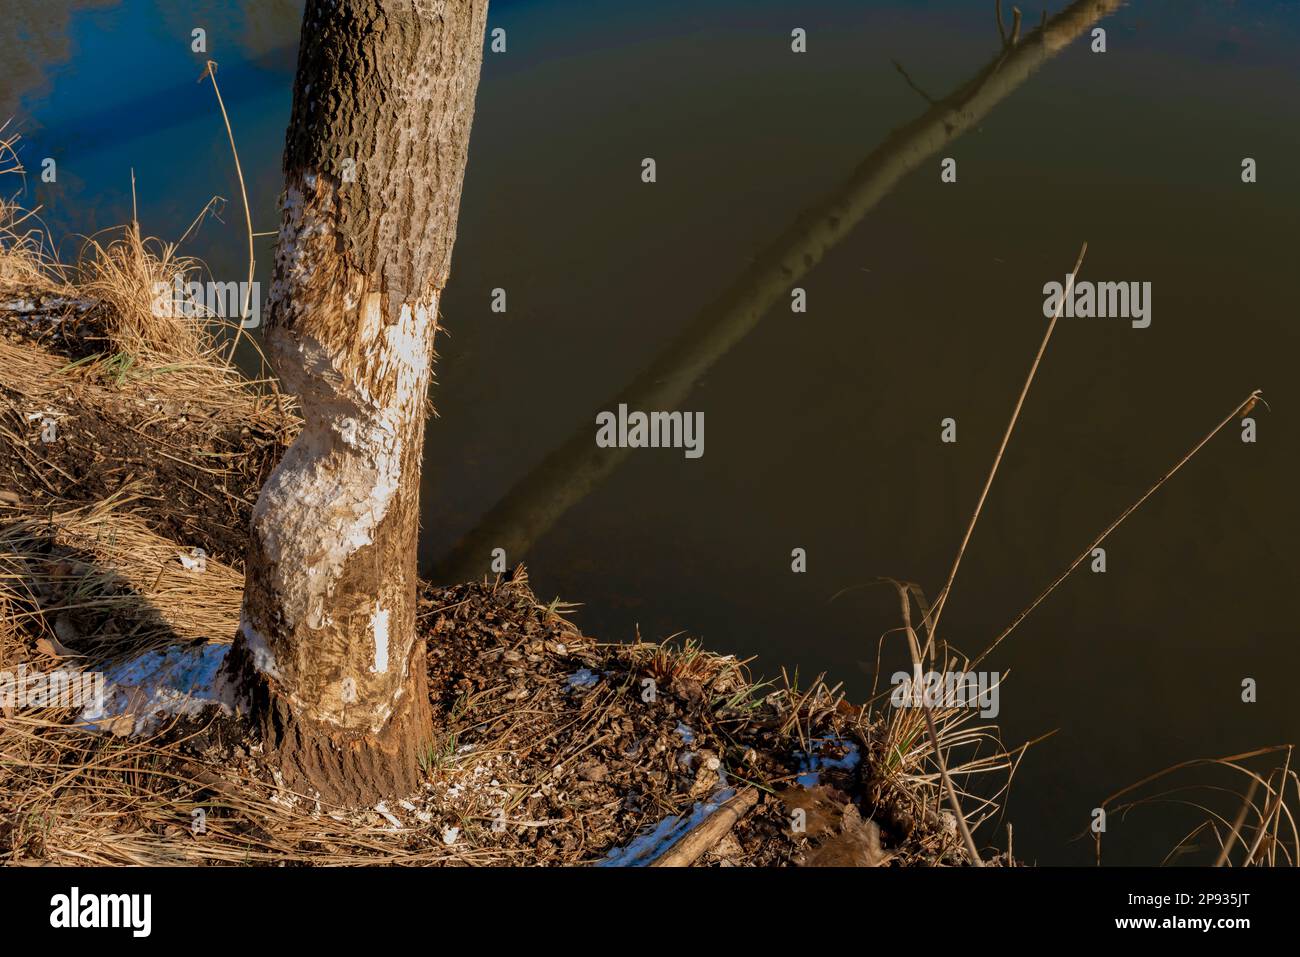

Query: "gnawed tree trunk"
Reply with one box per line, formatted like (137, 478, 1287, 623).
(225, 0, 489, 806)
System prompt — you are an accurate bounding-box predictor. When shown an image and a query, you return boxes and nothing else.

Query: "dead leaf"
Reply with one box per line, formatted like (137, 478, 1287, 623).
(35, 635, 81, 659)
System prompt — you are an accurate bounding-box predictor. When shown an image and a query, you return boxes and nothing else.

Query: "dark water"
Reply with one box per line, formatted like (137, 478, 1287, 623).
(6, 0, 1299, 865)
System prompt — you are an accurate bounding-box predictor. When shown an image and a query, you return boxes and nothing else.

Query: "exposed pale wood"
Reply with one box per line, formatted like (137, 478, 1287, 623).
(231, 0, 490, 805)
(649, 786, 759, 867)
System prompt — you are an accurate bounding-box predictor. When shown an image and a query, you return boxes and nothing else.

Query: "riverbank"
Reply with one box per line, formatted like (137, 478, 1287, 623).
(0, 187, 997, 865)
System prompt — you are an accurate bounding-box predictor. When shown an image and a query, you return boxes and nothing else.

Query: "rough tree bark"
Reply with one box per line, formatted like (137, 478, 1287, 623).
(224, 0, 489, 805)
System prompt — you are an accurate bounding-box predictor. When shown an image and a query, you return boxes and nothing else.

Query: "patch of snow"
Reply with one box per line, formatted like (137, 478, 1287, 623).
(177, 548, 207, 572)
(566, 668, 599, 689)
(79, 642, 239, 736)
(793, 737, 861, 788)
(1, 297, 96, 317)
(374, 802, 403, 829)
(597, 788, 736, 867)
(398, 798, 435, 825)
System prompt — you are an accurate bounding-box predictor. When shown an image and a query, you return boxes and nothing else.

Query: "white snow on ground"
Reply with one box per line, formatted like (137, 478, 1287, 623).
(374, 802, 403, 829)
(177, 548, 207, 572)
(596, 788, 736, 867)
(79, 642, 239, 735)
(0, 297, 96, 315)
(566, 668, 599, 689)
(793, 737, 861, 788)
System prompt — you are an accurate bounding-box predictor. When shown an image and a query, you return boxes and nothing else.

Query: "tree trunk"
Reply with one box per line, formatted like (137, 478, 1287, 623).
(225, 0, 489, 806)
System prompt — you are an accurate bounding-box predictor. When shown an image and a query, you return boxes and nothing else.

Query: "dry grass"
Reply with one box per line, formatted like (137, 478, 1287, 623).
(0, 135, 365, 865)
(846, 580, 1019, 866)
(1096, 746, 1299, 866)
(75, 227, 208, 363)
(836, 246, 1090, 866)
(848, 241, 1285, 868)
(0, 141, 604, 865)
(0, 714, 519, 865)
(0, 130, 295, 568)
(0, 131, 285, 407)
(0, 555, 925, 866)
(0, 541, 527, 864)
(0, 490, 243, 661)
